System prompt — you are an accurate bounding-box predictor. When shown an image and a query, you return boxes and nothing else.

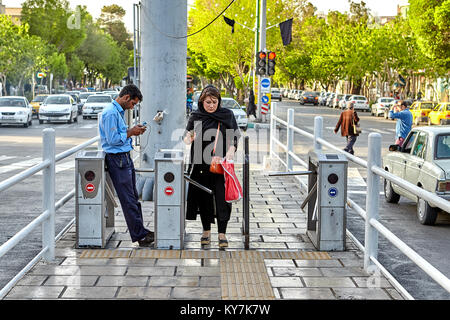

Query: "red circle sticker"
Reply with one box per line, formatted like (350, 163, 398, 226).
(164, 187, 174, 196)
(85, 183, 95, 193)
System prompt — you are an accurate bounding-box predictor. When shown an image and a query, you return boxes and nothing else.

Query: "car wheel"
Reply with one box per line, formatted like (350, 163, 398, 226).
(384, 178, 400, 203)
(39, 120, 43, 124)
(23, 122, 28, 128)
(417, 197, 438, 225)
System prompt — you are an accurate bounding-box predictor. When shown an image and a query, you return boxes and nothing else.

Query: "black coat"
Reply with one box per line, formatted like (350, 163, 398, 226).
(184, 87, 239, 223)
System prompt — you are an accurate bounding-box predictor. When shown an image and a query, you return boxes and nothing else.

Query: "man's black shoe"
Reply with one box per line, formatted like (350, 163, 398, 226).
(138, 231, 154, 247)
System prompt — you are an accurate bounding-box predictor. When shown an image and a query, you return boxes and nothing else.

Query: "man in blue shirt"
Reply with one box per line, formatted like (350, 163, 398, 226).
(389, 100, 412, 147)
(99, 84, 153, 247)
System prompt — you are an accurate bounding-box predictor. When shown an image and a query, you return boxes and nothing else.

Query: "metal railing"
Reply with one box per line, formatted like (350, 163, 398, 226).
(0, 129, 100, 299)
(269, 102, 450, 298)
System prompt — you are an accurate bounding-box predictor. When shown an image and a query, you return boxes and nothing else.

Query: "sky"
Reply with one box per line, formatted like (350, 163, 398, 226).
(4, 0, 410, 33)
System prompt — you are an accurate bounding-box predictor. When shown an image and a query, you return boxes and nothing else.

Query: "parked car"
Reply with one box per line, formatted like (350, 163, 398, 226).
(371, 97, 395, 117)
(350, 95, 369, 112)
(271, 88, 282, 101)
(410, 101, 436, 125)
(300, 91, 319, 105)
(65, 92, 83, 115)
(221, 97, 248, 131)
(0, 96, 33, 127)
(82, 94, 113, 119)
(339, 94, 353, 109)
(294, 90, 304, 101)
(288, 89, 297, 99)
(30, 94, 49, 116)
(191, 90, 202, 111)
(383, 126, 450, 225)
(38, 94, 78, 124)
(326, 93, 336, 107)
(428, 102, 450, 125)
(318, 92, 328, 106)
(332, 94, 344, 108)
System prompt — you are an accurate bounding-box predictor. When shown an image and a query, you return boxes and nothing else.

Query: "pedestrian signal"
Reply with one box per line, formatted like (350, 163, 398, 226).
(256, 51, 267, 76)
(267, 51, 276, 76)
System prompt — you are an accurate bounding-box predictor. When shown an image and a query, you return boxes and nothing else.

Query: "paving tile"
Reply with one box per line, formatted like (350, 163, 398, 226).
(127, 266, 176, 276)
(96, 276, 148, 287)
(5, 286, 65, 299)
(78, 266, 127, 276)
(148, 276, 199, 287)
(271, 267, 322, 277)
(320, 267, 368, 277)
(270, 277, 303, 288)
(264, 259, 296, 267)
(303, 277, 356, 288)
(15, 275, 47, 286)
(62, 286, 118, 299)
(294, 260, 342, 267)
(176, 266, 220, 277)
(280, 288, 335, 300)
(44, 275, 98, 286)
(333, 288, 392, 300)
(116, 287, 171, 299)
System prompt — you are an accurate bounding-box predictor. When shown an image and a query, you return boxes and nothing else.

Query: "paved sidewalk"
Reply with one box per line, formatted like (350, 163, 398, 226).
(2, 128, 405, 300)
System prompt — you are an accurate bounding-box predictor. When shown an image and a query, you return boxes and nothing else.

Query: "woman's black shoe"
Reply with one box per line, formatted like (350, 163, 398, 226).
(138, 231, 154, 247)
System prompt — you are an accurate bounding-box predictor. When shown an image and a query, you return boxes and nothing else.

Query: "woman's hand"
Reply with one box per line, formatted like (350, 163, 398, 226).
(183, 131, 196, 145)
(225, 146, 236, 161)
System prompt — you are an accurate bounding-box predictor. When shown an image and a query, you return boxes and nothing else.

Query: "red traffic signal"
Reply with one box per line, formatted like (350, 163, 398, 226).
(256, 51, 267, 76)
(267, 51, 276, 76)
(268, 52, 276, 60)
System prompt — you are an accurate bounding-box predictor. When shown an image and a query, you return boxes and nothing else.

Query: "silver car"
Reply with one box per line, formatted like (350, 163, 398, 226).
(271, 88, 282, 101)
(350, 95, 370, 112)
(382, 126, 450, 225)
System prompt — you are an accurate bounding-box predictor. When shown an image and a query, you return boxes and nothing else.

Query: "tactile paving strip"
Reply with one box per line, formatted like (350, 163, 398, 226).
(79, 249, 132, 259)
(220, 256, 274, 300)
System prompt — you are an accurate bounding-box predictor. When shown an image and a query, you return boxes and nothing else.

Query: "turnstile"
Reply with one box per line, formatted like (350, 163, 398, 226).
(75, 150, 116, 248)
(305, 151, 348, 251)
(154, 149, 185, 249)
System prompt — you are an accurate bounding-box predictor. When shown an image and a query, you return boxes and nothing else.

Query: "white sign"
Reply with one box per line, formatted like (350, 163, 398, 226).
(260, 77, 271, 93)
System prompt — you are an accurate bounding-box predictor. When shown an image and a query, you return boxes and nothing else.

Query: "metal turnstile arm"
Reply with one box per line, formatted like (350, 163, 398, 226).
(184, 175, 213, 195)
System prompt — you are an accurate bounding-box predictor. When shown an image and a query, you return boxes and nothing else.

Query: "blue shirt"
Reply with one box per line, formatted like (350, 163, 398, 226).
(99, 100, 133, 153)
(389, 108, 413, 139)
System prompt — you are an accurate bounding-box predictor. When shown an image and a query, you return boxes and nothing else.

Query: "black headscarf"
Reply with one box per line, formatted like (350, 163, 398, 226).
(186, 85, 238, 132)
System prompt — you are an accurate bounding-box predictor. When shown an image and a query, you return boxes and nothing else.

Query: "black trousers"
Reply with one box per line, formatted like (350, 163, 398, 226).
(105, 152, 150, 242)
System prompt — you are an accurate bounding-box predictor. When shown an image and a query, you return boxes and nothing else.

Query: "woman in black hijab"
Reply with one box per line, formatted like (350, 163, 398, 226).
(183, 85, 240, 248)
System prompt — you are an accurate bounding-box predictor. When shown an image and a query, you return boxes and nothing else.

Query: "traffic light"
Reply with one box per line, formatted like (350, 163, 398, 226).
(267, 51, 276, 76)
(256, 51, 267, 76)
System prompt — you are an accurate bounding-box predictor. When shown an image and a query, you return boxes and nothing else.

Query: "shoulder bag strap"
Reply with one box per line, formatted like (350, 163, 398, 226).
(212, 123, 220, 155)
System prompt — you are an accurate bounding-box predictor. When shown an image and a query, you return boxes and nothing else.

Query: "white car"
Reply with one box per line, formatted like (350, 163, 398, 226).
(0, 96, 33, 128)
(82, 94, 113, 119)
(222, 97, 248, 131)
(39, 94, 78, 124)
(79, 92, 94, 107)
(350, 95, 370, 112)
(371, 97, 395, 117)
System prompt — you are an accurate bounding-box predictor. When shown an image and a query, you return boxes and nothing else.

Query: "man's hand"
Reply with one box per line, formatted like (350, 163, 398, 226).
(127, 125, 146, 138)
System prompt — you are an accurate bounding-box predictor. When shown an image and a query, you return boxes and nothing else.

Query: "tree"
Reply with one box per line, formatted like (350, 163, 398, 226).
(408, 0, 450, 72)
(21, 0, 90, 54)
(98, 4, 133, 50)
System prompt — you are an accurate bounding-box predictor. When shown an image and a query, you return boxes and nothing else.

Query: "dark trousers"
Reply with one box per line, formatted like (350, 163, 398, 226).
(344, 136, 357, 155)
(105, 152, 150, 242)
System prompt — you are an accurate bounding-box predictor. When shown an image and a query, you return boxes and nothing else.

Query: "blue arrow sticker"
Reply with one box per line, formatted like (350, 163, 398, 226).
(328, 187, 338, 197)
(262, 95, 269, 103)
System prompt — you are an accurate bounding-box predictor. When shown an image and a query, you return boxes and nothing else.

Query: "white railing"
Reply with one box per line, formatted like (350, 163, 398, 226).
(269, 102, 450, 298)
(0, 129, 100, 299)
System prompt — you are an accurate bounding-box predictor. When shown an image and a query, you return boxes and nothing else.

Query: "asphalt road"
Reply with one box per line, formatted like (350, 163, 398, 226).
(274, 99, 450, 300)
(1, 106, 449, 300)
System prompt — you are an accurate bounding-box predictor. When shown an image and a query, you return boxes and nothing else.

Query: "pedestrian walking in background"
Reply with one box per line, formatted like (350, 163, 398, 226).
(183, 85, 240, 249)
(334, 102, 360, 155)
(99, 84, 154, 247)
(246, 89, 257, 119)
(389, 100, 413, 147)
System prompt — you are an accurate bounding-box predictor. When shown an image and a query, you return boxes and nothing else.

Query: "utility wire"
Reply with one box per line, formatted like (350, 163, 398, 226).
(148, 0, 236, 39)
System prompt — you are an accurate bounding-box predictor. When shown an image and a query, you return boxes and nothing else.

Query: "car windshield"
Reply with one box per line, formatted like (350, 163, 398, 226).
(0, 98, 25, 107)
(381, 98, 394, 103)
(353, 96, 366, 101)
(222, 99, 240, 109)
(80, 93, 93, 99)
(32, 95, 47, 102)
(87, 96, 112, 103)
(436, 134, 450, 159)
(420, 103, 434, 109)
(46, 96, 70, 104)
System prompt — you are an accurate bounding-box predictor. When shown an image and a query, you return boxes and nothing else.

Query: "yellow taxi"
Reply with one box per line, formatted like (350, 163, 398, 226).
(410, 101, 436, 125)
(428, 102, 450, 125)
(30, 94, 48, 116)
